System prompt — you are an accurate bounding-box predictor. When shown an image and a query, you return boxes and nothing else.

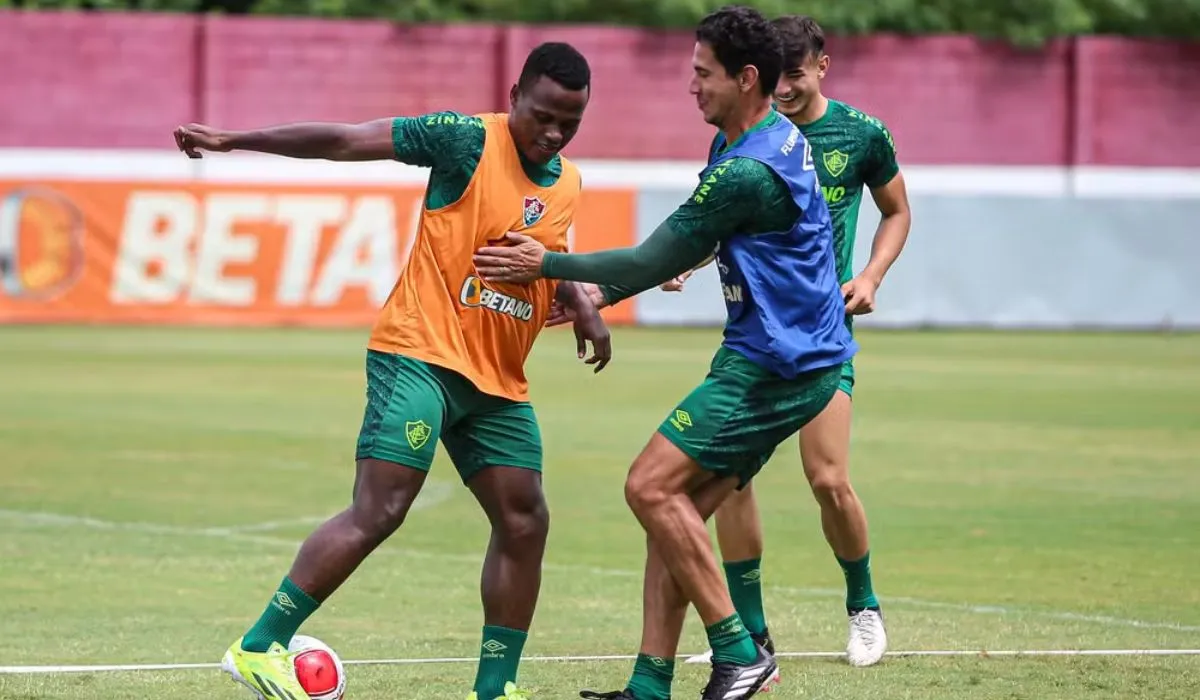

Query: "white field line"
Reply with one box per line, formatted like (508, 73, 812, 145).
(4, 496, 1200, 637)
(0, 510, 330, 537)
(2, 648, 1199, 674)
(0, 481, 452, 537)
(232, 530, 1200, 635)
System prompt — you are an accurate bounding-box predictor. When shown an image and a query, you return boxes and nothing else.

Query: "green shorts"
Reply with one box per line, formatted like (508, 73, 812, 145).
(355, 350, 542, 482)
(839, 315, 855, 397)
(659, 346, 841, 487)
(839, 357, 855, 397)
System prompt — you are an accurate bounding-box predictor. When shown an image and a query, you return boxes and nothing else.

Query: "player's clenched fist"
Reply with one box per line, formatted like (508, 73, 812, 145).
(841, 275, 879, 315)
(660, 269, 695, 292)
(174, 123, 232, 158)
(660, 253, 712, 292)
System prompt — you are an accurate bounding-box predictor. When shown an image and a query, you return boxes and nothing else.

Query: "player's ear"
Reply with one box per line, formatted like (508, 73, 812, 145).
(509, 84, 520, 110)
(818, 53, 830, 78)
(740, 65, 759, 94)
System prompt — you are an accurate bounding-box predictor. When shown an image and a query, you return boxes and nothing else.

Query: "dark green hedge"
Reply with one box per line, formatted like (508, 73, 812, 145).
(5, 0, 1199, 46)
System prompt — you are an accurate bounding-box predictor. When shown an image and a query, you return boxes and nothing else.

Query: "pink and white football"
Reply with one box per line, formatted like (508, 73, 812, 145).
(288, 634, 346, 700)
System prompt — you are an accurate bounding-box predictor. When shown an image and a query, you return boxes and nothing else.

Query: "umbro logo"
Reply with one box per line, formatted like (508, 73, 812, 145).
(273, 592, 298, 614)
(670, 409, 693, 432)
(482, 639, 508, 654)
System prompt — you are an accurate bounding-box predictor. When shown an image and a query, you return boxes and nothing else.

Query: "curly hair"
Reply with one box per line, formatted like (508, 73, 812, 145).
(695, 5, 783, 97)
(518, 42, 591, 93)
(771, 15, 826, 69)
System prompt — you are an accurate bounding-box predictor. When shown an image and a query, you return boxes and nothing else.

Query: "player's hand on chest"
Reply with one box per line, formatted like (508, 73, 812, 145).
(486, 193, 566, 252)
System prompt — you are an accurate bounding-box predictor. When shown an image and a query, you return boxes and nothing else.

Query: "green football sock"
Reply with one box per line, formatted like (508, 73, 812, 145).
(723, 558, 767, 636)
(838, 552, 879, 611)
(473, 625, 528, 698)
(706, 614, 758, 665)
(241, 576, 321, 653)
(625, 653, 674, 700)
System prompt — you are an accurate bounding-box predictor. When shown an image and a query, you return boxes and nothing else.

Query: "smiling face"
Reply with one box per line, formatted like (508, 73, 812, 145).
(773, 52, 828, 119)
(508, 76, 589, 165)
(689, 40, 752, 128)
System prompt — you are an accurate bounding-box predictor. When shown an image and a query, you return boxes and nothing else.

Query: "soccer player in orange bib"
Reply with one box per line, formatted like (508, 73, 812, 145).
(174, 43, 609, 700)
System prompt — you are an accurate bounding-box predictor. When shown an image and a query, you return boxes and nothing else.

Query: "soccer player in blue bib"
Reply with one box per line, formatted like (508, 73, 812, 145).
(473, 6, 855, 698)
(668, 15, 913, 673)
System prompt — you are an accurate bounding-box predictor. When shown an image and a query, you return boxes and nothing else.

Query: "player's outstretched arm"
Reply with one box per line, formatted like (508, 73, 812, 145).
(474, 220, 713, 304)
(174, 119, 396, 161)
(473, 158, 761, 303)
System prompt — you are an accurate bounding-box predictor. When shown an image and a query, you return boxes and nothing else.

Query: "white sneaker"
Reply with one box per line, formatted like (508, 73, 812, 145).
(846, 609, 887, 667)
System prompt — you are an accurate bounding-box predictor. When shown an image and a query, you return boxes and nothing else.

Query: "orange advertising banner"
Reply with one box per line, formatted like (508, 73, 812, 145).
(0, 180, 637, 326)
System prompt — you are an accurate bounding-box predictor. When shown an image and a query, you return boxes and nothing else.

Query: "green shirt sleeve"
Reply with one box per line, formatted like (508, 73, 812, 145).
(544, 157, 786, 305)
(862, 119, 900, 189)
(544, 219, 711, 304)
(391, 112, 486, 208)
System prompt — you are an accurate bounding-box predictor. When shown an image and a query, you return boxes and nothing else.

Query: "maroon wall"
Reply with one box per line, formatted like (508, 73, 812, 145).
(2, 11, 1198, 165)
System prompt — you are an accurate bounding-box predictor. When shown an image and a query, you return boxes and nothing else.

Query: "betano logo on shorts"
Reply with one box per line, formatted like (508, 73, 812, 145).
(460, 275, 534, 322)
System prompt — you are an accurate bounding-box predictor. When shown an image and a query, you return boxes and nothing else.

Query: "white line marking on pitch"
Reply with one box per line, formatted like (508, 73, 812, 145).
(0, 482, 453, 538)
(5, 490, 1200, 636)
(227, 533, 1200, 635)
(765, 586, 1200, 634)
(0, 509, 324, 538)
(3, 649, 1199, 674)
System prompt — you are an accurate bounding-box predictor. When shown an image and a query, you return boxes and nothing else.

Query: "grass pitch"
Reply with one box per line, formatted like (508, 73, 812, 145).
(1, 325, 1198, 699)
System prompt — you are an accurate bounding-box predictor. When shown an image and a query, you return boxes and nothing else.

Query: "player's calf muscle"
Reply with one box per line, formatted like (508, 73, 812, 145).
(714, 487, 763, 561)
(285, 459, 428, 600)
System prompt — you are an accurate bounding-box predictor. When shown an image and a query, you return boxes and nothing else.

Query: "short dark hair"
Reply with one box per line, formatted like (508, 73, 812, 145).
(518, 42, 591, 92)
(695, 5, 782, 97)
(772, 15, 826, 69)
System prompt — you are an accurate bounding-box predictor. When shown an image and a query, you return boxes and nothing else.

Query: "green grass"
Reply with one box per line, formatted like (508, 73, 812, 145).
(1, 325, 1198, 699)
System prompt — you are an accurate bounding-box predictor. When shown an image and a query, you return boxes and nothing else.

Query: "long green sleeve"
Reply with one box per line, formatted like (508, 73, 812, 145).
(540, 155, 799, 306)
(541, 219, 713, 303)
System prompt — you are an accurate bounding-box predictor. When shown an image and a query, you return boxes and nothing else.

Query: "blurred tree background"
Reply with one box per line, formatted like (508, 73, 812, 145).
(2, 0, 1198, 46)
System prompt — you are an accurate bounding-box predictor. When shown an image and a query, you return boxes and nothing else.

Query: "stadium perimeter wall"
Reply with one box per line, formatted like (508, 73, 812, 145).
(1, 12, 1198, 329)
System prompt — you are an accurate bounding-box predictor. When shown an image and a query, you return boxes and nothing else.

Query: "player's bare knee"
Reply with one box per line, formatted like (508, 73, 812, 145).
(625, 473, 670, 518)
(496, 494, 549, 548)
(809, 469, 855, 510)
(350, 487, 416, 542)
(349, 459, 426, 541)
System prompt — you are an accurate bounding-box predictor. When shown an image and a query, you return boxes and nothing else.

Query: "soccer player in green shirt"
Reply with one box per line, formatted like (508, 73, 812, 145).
(668, 14, 913, 673)
(176, 43, 613, 700)
(475, 8, 862, 697)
